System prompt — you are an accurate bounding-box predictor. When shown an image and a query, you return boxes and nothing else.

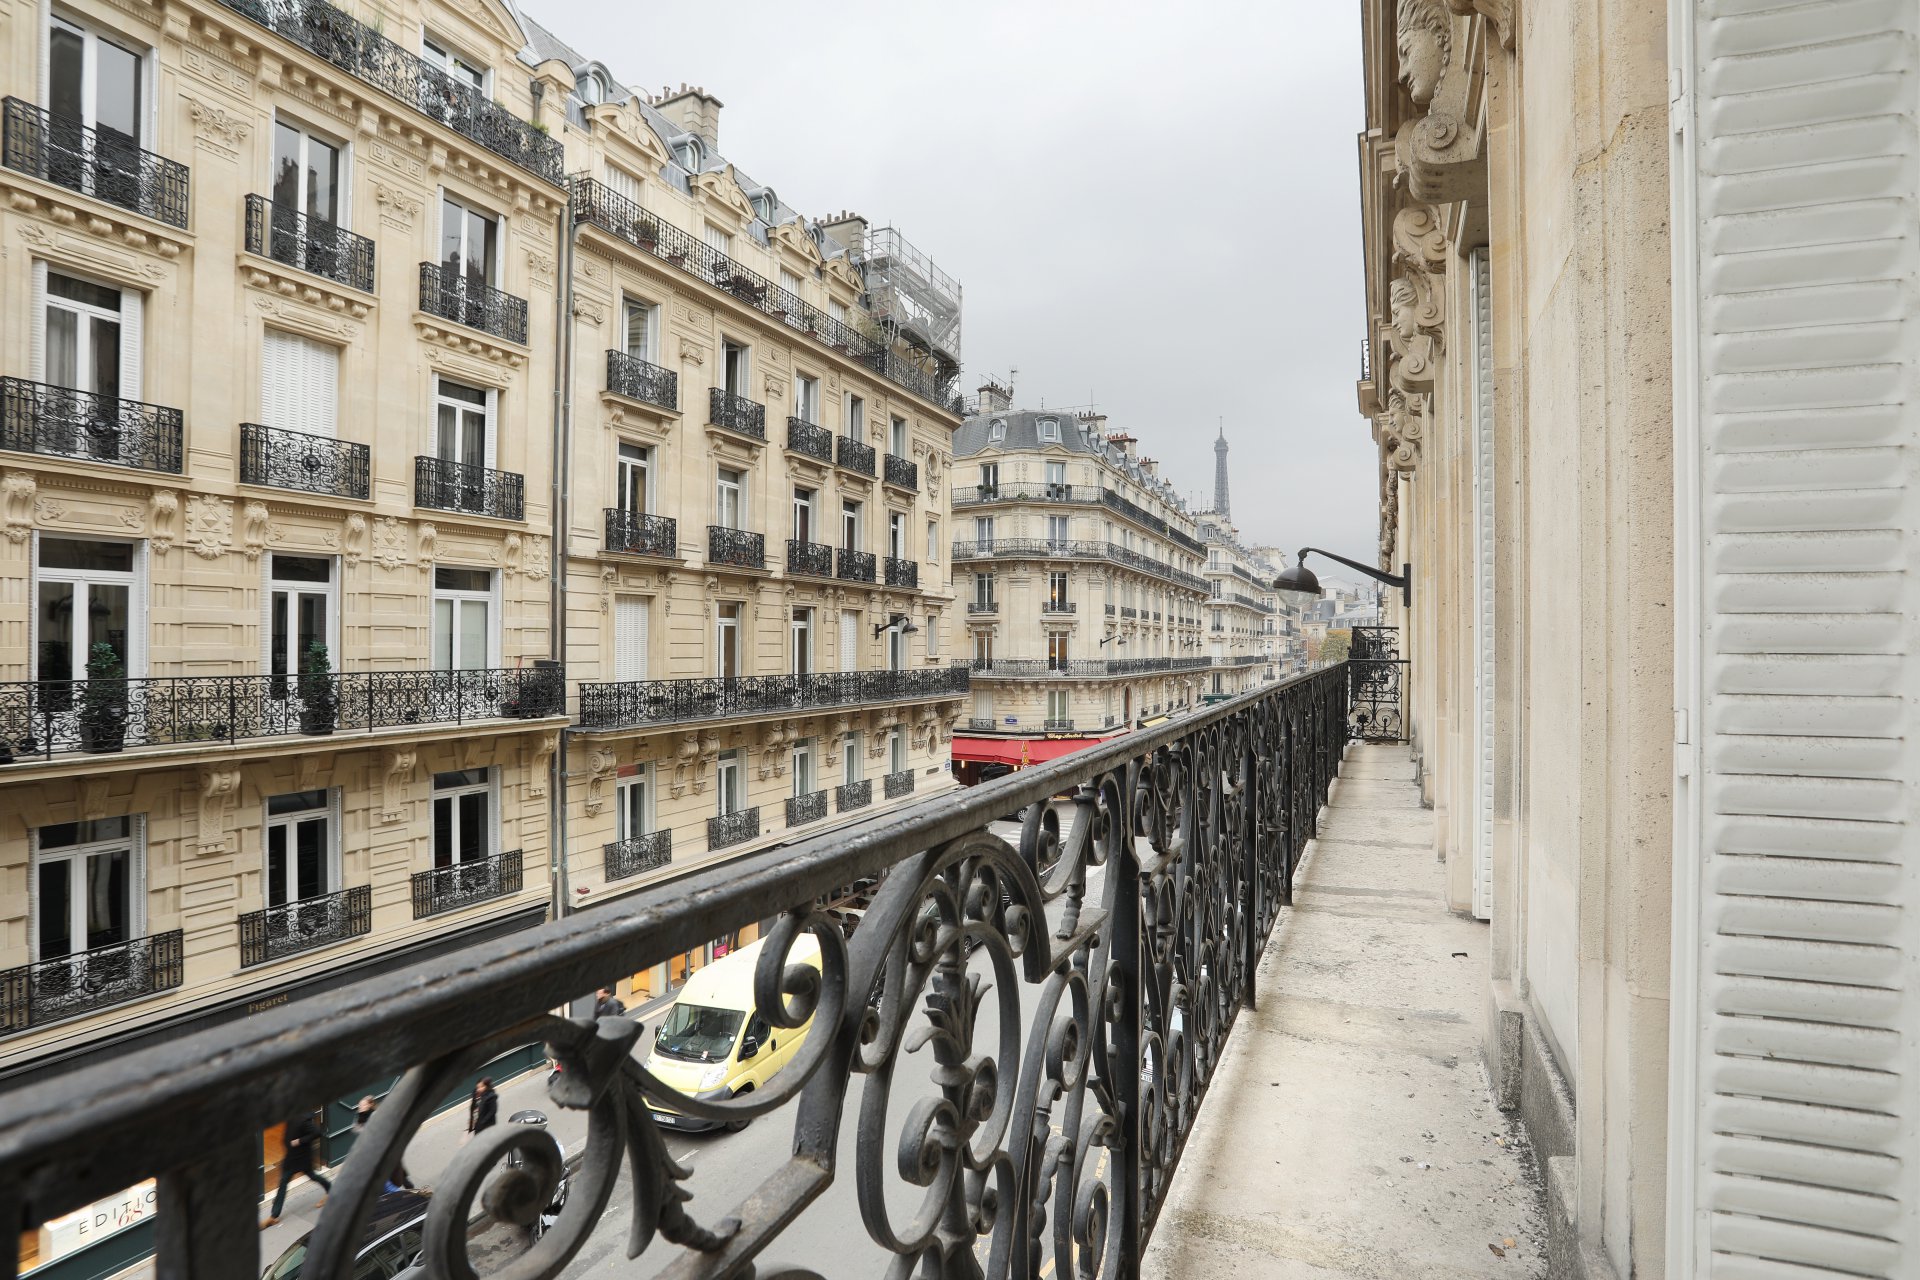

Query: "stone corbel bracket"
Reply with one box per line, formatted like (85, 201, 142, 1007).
(1446, 0, 1515, 50)
(379, 749, 417, 824)
(1394, 0, 1488, 205)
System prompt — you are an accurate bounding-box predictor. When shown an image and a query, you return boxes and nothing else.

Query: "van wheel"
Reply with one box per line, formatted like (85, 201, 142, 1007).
(725, 1086, 752, 1133)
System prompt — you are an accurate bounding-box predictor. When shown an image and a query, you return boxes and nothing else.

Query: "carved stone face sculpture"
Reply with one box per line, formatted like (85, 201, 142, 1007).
(1389, 278, 1421, 344)
(1396, 0, 1450, 105)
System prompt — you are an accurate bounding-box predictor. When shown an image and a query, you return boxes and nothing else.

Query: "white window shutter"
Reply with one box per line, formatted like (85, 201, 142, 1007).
(118, 287, 142, 401)
(614, 596, 647, 682)
(262, 331, 338, 438)
(1672, 3, 1920, 1276)
(1468, 248, 1494, 923)
(840, 610, 858, 672)
(30, 260, 47, 382)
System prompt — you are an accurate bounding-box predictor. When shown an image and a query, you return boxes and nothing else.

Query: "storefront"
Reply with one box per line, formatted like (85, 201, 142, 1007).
(949, 734, 1105, 787)
(623, 922, 762, 1004)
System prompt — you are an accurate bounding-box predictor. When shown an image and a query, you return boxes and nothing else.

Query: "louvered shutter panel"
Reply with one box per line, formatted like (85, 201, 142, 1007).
(614, 596, 647, 682)
(840, 610, 858, 672)
(1675, 3, 1920, 1275)
(29, 260, 47, 382)
(262, 331, 338, 438)
(118, 286, 142, 401)
(1468, 248, 1494, 922)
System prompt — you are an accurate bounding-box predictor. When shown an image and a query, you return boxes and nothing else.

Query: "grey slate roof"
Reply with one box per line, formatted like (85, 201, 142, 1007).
(954, 409, 1193, 517)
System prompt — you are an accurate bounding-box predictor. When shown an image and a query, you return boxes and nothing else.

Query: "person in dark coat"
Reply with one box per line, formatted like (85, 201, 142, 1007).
(353, 1096, 423, 1193)
(593, 987, 626, 1019)
(261, 1109, 331, 1227)
(467, 1078, 498, 1135)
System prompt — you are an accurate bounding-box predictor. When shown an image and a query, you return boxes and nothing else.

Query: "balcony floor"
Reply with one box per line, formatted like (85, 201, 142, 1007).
(1143, 744, 1546, 1278)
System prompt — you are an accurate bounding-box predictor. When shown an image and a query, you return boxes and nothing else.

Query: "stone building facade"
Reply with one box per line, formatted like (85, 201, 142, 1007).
(1359, 1, 1920, 1277)
(1194, 514, 1277, 697)
(947, 395, 1210, 776)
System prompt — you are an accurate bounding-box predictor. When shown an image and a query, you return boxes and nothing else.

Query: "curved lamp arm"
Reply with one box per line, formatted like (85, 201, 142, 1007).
(1296, 547, 1412, 609)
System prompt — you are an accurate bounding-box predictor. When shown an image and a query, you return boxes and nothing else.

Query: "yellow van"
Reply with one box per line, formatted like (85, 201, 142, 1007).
(641, 934, 822, 1132)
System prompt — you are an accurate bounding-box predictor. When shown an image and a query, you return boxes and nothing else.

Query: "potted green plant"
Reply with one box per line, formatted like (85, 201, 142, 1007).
(298, 641, 338, 735)
(78, 641, 127, 754)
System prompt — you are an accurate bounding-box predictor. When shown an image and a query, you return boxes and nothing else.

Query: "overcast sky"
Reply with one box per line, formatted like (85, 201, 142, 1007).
(539, 0, 1376, 562)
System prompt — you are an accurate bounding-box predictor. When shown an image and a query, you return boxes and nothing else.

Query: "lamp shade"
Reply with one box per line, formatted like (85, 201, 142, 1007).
(1272, 563, 1321, 595)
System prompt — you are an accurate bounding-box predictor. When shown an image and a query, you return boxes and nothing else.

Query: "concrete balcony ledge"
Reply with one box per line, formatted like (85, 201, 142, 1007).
(1143, 745, 1547, 1279)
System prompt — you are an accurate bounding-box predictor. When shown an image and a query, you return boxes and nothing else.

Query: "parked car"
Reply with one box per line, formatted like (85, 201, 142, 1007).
(261, 1189, 429, 1280)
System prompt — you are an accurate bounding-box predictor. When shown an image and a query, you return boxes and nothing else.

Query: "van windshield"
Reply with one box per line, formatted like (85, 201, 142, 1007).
(654, 1002, 743, 1062)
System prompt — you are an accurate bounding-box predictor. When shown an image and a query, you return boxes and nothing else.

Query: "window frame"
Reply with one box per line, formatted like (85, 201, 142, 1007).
(616, 768, 653, 842)
(29, 815, 145, 961)
(32, 533, 144, 682)
(262, 787, 340, 908)
(430, 563, 500, 670)
(429, 767, 495, 868)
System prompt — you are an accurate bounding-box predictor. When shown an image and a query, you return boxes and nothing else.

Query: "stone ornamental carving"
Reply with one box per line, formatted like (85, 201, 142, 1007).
(197, 767, 242, 855)
(523, 535, 550, 581)
(186, 495, 233, 560)
(583, 745, 619, 814)
(695, 732, 721, 793)
(503, 532, 523, 576)
(670, 733, 700, 798)
(1446, 0, 1515, 48)
(528, 732, 561, 799)
(378, 749, 417, 824)
(80, 778, 109, 822)
(2, 474, 37, 542)
(1395, 0, 1451, 105)
(416, 522, 437, 569)
(186, 97, 251, 151)
(372, 517, 408, 571)
(344, 513, 368, 565)
(150, 490, 179, 554)
(1393, 0, 1486, 203)
(241, 501, 271, 560)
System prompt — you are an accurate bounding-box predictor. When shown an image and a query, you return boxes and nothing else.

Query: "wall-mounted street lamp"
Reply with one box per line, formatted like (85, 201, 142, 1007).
(873, 613, 921, 638)
(1273, 547, 1411, 609)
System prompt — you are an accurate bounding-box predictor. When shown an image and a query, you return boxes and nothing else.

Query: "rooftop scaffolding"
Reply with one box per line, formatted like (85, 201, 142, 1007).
(862, 224, 962, 377)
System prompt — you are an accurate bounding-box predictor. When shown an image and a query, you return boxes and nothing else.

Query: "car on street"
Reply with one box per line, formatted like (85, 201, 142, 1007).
(261, 1189, 429, 1280)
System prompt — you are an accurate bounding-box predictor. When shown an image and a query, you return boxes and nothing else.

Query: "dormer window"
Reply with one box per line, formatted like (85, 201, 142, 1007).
(989, 418, 1006, 443)
(672, 137, 703, 171)
(751, 190, 778, 223)
(1038, 417, 1060, 443)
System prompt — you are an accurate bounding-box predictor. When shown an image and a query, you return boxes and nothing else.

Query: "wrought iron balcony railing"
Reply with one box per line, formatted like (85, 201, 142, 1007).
(787, 538, 834, 578)
(708, 807, 761, 851)
(1, 928, 185, 1035)
(787, 416, 832, 463)
(576, 666, 970, 733)
(883, 768, 915, 800)
(709, 388, 766, 440)
(606, 349, 678, 410)
(604, 831, 672, 883)
(837, 547, 877, 583)
(240, 423, 370, 499)
(967, 656, 1213, 680)
(0, 664, 1362, 1276)
(1105, 604, 1117, 616)
(415, 454, 525, 520)
(786, 789, 828, 826)
(569, 177, 954, 406)
(883, 453, 918, 490)
(836, 434, 876, 476)
(967, 717, 996, 731)
(213, 0, 562, 183)
(1043, 718, 1075, 731)
(244, 194, 374, 291)
(1, 97, 189, 228)
(1043, 600, 1076, 614)
(950, 538, 1210, 593)
(835, 776, 873, 812)
(604, 509, 678, 558)
(418, 263, 529, 344)
(0, 376, 183, 474)
(1121, 607, 1139, 619)
(951, 482, 1099, 507)
(0, 665, 565, 761)
(967, 601, 999, 614)
(238, 884, 372, 968)
(884, 556, 919, 589)
(708, 525, 766, 570)
(411, 849, 523, 919)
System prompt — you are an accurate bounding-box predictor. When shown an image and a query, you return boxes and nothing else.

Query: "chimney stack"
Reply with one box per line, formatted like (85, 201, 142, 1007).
(977, 381, 1012, 413)
(1108, 432, 1137, 458)
(653, 83, 722, 152)
(819, 211, 869, 257)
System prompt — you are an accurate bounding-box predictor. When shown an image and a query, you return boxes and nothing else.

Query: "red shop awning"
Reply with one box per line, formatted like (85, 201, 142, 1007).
(951, 736, 1108, 768)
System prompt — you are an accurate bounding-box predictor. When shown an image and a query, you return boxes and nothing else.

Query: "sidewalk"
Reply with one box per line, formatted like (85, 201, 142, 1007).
(1141, 744, 1546, 1278)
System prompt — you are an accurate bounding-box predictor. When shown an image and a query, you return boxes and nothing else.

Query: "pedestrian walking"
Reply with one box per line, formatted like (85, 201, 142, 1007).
(260, 1109, 331, 1228)
(467, 1077, 498, 1136)
(593, 986, 626, 1019)
(352, 1096, 424, 1193)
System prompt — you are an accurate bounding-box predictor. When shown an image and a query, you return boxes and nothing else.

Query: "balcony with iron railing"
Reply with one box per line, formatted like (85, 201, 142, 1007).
(967, 717, 996, 731)
(787, 417, 832, 463)
(1, 929, 185, 1035)
(786, 789, 828, 827)
(836, 777, 873, 812)
(606, 350, 678, 411)
(787, 538, 834, 579)
(415, 455, 525, 521)
(836, 547, 877, 583)
(1043, 718, 1075, 731)
(967, 600, 999, 615)
(0, 665, 565, 762)
(1, 97, 189, 228)
(0, 376, 183, 474)
(836, 434, 876, 477)
(951, 539, 1209, 593)
(418, 263, 528, 345)
(241, 423, 370, 499)
(883, 453, 918, 491)
(0, 663, 1401, 1278)
(569, 177, 954, 407)
(410, 849, 523, 919)
(604, 509, 678, 558)
(244, 194, 374, 292)
(1043, 600, 1076, 614)
(575, 666, 970, 733)
(708, 807, 761, 852)
(708, 526, 766, 570)
(884, 556, 919, 589)
(238, 885, 372, 968)
(967, 656, 1213, 680)
(605, 831, 672, 883)
(709, 388, 767, 441)
(211, 0, 562, 183)
(883, 769, 916, 799)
